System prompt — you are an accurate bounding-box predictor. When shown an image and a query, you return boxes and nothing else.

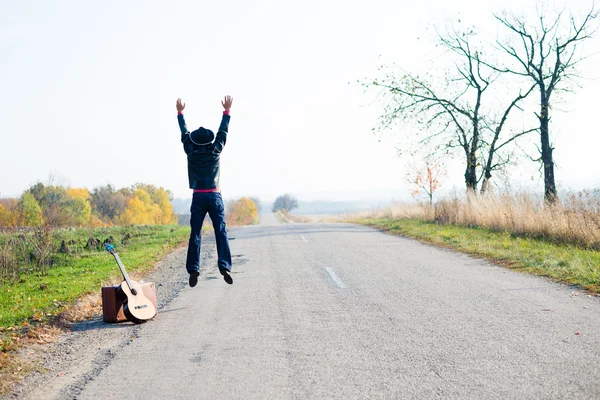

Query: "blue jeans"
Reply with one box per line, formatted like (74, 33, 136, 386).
(186, 192, 232, 274)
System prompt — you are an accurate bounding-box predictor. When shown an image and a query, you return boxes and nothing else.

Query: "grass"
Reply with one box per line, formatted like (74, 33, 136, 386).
(0, 224, 189, 395)
(0, 225, 189, 331)
(356, 218, 600, 293)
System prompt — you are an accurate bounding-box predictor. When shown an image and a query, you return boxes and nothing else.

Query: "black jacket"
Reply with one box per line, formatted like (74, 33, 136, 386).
(178, 113, 230, 190)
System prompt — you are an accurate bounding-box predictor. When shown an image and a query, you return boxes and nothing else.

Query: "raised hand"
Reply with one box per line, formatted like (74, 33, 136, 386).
(221, 95, 233, 112)
(176, 98, 186, 113)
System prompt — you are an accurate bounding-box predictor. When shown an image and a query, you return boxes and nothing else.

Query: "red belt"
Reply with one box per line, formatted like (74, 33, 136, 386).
(193, 188, 219, 193)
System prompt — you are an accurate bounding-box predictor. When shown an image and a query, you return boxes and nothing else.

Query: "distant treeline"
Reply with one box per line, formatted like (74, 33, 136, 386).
(0, 183, 177, 228)
(175, 197, 262, 227)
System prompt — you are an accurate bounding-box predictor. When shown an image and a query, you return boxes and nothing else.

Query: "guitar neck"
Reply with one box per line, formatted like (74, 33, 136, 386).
(111, 252, 136, 292)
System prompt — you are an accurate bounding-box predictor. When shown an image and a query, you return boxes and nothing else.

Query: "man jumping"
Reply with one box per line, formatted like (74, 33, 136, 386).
(176, 96, 234, 287)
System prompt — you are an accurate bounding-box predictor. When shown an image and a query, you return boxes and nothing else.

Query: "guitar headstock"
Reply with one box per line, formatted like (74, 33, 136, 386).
(104, 243, 116, 254)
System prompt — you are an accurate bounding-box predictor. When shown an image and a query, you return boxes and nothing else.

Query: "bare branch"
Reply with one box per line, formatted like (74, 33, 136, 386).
(495, 128, 539, 151)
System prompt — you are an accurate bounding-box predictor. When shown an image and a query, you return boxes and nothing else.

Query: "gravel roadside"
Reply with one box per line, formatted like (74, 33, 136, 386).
(5, 239, 216, 400)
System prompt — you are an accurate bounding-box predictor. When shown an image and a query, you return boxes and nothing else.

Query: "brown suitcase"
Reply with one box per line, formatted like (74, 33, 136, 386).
(101, 282, 158, 323)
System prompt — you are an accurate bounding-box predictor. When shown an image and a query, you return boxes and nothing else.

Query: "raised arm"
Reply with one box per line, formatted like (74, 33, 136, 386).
(176, 98, 189, 140)
(214, 95, 233, 153)
(176, 98, 195, 155)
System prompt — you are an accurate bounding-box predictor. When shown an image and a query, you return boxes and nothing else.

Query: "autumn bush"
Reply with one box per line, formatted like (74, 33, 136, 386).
(226, 197, 259, 226)
(0, 199, 21, 227)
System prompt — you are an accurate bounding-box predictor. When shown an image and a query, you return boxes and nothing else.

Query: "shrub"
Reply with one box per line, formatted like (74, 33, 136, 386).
(272, 194, 298, 213)
(226, 198, 258, 226)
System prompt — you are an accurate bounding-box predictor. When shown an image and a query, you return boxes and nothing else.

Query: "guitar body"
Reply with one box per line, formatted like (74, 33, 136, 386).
(120, 280, 157, 324)
(104, 244, 158, 324)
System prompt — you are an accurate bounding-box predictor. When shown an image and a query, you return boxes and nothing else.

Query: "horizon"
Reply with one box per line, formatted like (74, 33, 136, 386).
(2, 0, 599, 202)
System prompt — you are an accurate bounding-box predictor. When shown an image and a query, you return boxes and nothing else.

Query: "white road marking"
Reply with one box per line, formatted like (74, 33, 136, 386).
(325, 267, 346, 289)
(301, 235, 309, 243)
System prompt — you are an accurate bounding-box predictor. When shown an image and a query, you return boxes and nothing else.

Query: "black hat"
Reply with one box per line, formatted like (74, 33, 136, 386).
(189, 127, 215, 145)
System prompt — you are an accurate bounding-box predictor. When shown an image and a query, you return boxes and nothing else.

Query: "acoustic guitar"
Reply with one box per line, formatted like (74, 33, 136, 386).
(104, 244, 157, 324)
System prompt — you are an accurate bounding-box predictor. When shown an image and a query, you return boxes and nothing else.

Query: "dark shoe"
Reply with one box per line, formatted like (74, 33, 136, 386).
(221, 269, 233, 285)
(189, 271, 200, 287)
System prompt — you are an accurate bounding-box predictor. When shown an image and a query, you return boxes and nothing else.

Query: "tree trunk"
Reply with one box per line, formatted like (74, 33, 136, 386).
(540, 103, 557, 203)
(480, 147, 495, 195)
(480, 174, 491, 194)
(464, 151, 478, 193)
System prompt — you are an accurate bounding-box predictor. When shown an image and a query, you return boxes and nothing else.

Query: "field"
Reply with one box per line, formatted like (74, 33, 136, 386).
(0, 225, 189, 335)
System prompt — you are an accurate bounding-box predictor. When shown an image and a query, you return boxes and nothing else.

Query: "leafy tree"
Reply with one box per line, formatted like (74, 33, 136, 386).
(132, 183, 158, 198)
(0, 203, 10, 227)
(91, 185, 127, 222)
(63, 196, 92, 226)
(66, 187, 91, 201)
(129, 184, 176, 224)
(119, 188, 171, 225)
(133, 188, 153, 208)
(26, 182, 68, 226)
(23, 184, 93, 226)
(0, 198, 20, 226)
(150, 203, 164, 225)
(93, 184, 176, 226)
(152, 187, 177, 224)
(272, 194, 299, 212)
(62, 188, 92, 226)
(19, 192, 43, 227)
(0, 199, 20, 227)
(120, 196, 151, 225)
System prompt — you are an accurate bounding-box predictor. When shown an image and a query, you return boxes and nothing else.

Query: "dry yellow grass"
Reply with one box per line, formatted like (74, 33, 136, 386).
(434, 191, 600, 249)
(281, 211, 311, 223)
(352, 203, 434, 221)
(58, 293, 103, 324)
(348, 190, 600, 249)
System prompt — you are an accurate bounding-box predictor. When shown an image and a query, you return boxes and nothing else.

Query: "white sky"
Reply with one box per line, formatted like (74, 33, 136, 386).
(1, 0, 599, 202)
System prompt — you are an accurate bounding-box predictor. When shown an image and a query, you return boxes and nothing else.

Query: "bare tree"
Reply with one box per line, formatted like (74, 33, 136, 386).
(479, 82, 538, 194)
(488, 4, 598, 202)
(366, 27, 537, 193)
(367, 36, 486, 192)
(272, 194, 299, 213)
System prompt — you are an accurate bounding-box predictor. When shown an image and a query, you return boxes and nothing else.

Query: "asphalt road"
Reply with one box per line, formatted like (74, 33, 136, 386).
(57, 220, 600, 399)
(258, 210, 281, 226)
